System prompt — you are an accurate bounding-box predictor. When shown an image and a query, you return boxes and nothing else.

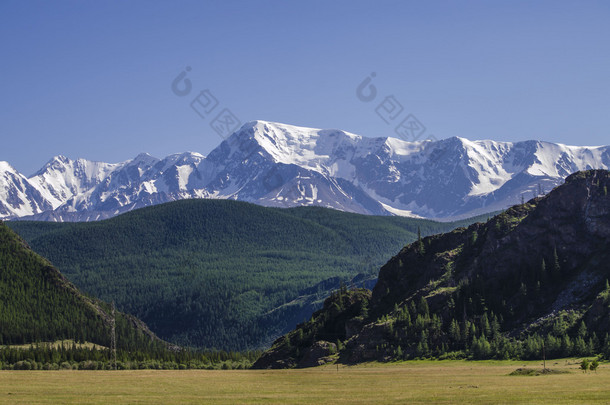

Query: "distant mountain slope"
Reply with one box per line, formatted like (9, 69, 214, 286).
(0, 162, 52, 218)
(0, 220, 161, 350)
(2, 121, 608, 221)
(254, 170, 610, 368)
(8, 200, 488, 350)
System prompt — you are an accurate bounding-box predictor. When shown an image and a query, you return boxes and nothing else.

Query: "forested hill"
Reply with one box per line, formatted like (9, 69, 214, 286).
(0, 221, 161, 350)
(254, 170, 610, 368)
(8, 200, 489, 350)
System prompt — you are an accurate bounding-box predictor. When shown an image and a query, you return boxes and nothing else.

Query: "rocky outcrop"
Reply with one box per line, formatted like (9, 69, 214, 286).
(255, 170, 610, 367)
(297, 341, 338, 368)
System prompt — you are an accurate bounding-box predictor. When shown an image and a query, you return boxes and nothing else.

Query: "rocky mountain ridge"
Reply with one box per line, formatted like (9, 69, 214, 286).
(253, 170, 610, 368)
(2, 121, 609, 221)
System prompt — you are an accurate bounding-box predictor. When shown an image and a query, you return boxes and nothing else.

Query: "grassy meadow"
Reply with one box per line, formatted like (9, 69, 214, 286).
(0, 359, 609, 404)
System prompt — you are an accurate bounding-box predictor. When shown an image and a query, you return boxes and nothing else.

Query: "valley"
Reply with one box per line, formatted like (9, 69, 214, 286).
(7, 200, 488, 350)
(3, 2, 608, 403)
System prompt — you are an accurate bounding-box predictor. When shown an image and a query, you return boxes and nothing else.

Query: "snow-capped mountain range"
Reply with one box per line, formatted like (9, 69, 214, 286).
(2, 120, 609, 222)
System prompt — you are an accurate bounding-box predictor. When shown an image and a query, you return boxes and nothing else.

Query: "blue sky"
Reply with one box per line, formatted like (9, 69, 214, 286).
(1, 0, 609, 175)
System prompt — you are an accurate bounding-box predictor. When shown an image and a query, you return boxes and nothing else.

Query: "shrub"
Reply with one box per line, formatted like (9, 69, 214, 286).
(80, 361, 99, 370)
(580, 359, 590, 373)
(14, 361, 31, 370)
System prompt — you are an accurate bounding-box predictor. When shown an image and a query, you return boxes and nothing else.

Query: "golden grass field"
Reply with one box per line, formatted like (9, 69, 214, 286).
(0, 359, 608, 404)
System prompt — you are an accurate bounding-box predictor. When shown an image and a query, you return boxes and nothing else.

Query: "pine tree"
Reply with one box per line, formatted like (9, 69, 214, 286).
(418, 330, 429, 357)
(409, 301, 417, 318)
(415, 342, 425, 358)
(282, 335, 292, 349)
(463, 320, 471, 343)
(561, 335, 573, 357)
(574, 337, 588, 356)
(469, 231, 478, 246)
(449, 319, 461, 342)
(360, 299, 369, 319)
(398, 307, 411, 326)
(480, 313, 491, 338)
(472, 336, 491, 359)
(591, 332, 600, 353)
(603, 334, 610, 358)
(469, 323, 477, 342)
(395, 345, 403, 359)
(490, 314, 501, 339)
(417, 297, 429, 317)
(519, 283, 527, 297)
(539, 259, 547, 284)
(552, 248, 561, 278)
(578, 321, 588, 339)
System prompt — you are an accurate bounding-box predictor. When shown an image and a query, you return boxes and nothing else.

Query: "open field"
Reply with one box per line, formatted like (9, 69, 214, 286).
(0, 359, 608, 404)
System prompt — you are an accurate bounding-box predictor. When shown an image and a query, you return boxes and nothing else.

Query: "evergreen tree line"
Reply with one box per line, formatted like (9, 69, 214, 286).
(0, 342, 261, 370)
(380, 297, 610, 361)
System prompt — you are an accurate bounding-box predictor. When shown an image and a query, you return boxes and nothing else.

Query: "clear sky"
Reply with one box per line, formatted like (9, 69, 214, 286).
(1, 0, 609, 175)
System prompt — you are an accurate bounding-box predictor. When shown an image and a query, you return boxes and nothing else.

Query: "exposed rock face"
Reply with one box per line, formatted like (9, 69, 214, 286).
(255, 170, 610, 367)
(252, 344, 298, 370)
(297, 341, 337, 368)
(346, 323, 392, 363)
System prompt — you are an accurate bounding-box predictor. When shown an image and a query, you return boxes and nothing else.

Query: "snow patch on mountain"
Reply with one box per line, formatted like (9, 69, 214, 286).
(3, 120, 610, 221)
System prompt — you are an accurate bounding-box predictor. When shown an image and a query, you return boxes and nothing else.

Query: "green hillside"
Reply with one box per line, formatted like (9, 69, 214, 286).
(8, 200, 490, 350)
(0, 220, 160, 350)
(254, 171, 610, 368)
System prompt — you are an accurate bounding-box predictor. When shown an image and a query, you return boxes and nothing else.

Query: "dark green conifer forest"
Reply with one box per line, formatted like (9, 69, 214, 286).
(8, 200, 488, 350)
(0, 220, 258, 369)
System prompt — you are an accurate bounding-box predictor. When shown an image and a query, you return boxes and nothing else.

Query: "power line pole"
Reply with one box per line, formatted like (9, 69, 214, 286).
(542, 342, 546, 371)
(111, 301, 117, 370)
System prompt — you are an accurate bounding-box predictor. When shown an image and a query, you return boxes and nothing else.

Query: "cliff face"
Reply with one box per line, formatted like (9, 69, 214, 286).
(254, 170, 610, 368)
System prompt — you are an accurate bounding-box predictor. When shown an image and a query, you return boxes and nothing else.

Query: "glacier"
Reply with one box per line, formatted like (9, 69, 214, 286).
(1, 120, 608, 221)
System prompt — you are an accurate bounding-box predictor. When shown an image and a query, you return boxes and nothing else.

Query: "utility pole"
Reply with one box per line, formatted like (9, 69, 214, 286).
(542, 342, 546, 371)
(111, 301, 117, 370)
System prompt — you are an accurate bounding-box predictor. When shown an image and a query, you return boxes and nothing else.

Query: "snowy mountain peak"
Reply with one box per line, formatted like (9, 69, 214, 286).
(130, 152, 159, 165)
(0, 161, 16, 173)
(51, 154, 70, 163)
(2, 121, 610, 222)
(230, 120, 370, 170)
(32, 156, 67, 176)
